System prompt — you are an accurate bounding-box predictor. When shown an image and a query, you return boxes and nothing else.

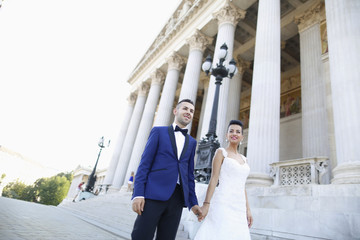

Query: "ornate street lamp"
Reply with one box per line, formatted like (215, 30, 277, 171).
(195, 43, 237, 183)
(85, 136, 110, 192)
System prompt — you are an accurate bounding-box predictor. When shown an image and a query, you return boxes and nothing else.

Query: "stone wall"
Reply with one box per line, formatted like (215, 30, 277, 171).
(280, 113, 302, 161)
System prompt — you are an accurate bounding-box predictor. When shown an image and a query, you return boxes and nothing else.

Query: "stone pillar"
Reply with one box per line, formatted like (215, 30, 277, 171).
(179, 30, 212, 131)
(154, 52, 185, 126)
(123, 69, 165, 186)
(200, 2, 246, 140)
(196, 78, 209, 142)
(323, 52, 337, 176)
(295, 2, 329, 158)
(103, 93, 137, 186)
(325, 0, 360, 184)
(246, 0, 280, 186)
(111, 82, 150, 189)
(223, 57, 250, 146)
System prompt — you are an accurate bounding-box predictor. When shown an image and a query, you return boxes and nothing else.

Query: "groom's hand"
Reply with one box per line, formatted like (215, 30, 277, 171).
(191, 205, 203, 222)
(132, 198, 145, 215)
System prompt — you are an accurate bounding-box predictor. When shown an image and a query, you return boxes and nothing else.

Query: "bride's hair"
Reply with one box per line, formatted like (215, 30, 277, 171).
(228, 120, 243, 134)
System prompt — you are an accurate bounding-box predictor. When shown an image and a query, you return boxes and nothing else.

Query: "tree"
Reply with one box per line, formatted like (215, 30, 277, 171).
(22, 185, 38, 203)
(0, 173, 6, 185)
(37, 175, 71, 205)
(2, 172, 73, 206)
(2, 179, 27, 199)
(56, 172, 73, 182)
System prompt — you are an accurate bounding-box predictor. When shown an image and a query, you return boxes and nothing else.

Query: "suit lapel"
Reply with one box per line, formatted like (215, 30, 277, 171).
(179, 135, 189, 160)
(167, 126, 178, 159)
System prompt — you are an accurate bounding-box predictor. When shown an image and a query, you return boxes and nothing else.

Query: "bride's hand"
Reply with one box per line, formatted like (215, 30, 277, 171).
(199, 204, 209, 221)
(247, 209, 253, 228)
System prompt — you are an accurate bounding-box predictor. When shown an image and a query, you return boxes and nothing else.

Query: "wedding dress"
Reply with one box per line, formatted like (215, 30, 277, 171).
(194, 148, 251, 240)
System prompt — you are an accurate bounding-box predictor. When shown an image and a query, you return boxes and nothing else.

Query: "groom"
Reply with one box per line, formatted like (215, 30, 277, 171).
(131, 99, 202, 240)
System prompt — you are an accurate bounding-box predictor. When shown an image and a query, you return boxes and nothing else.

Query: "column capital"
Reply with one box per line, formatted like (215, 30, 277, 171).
(186, 29, 213, 52)
(213, 2, 246, 27)
(166, 52, 186, 71)
(137, 82, 150, 96)
(127, 92, 137, 106)
(150, 69, 165, 86)
(294, 1, 323, 33)
(236, 56, 251, 75)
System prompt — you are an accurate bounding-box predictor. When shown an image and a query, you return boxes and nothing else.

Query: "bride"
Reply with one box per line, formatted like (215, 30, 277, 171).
(194, 120, 253, 240)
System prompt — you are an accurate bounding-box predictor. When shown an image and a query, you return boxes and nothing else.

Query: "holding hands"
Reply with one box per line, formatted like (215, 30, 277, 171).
(198, 202, 210, 222)
(191, 205, 203, 222)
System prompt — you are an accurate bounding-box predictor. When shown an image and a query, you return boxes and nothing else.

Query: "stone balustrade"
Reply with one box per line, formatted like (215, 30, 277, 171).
(270, 157, 330, 186)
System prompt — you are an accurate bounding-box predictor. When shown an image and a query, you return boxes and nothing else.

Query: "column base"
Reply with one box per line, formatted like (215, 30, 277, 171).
(246, 172, 273, 187)
(105, 185, 122, 193)
(331, 161, 360, 184)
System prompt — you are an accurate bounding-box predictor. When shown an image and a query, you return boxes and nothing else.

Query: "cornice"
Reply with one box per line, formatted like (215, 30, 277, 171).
(128, 0, 210, 84)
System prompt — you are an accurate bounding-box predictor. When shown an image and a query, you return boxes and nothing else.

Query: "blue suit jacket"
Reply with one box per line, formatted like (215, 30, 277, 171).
(133, 126, 198, 210)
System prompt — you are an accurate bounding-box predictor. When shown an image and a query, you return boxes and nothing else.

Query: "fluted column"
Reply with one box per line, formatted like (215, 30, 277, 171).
(223, 58, 250, 146)
(123, 69, 165, 186)
(111, 82, 150, 189)
(295, 2, 329, 158)
(103, 93, 137, 186)
(179, 30, 212, 131)
(200, 2, 246, 140)
(325, 0, 360, 184)
(246, 0, 280, 186)
(196, 78, 209, 142)
(154, 52, 185, 126)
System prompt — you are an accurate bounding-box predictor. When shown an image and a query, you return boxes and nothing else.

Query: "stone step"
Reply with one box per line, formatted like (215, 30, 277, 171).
(59, 191, 189, 240)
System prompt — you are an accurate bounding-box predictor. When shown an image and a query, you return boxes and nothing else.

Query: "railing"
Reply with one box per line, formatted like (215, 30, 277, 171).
(270, 157, 330, 186)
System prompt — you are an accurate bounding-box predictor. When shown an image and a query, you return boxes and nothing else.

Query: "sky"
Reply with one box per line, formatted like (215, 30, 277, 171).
(0, 0, 180, 184)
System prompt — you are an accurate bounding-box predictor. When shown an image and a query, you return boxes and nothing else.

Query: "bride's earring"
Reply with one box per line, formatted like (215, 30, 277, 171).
(240, 141, 243, 145)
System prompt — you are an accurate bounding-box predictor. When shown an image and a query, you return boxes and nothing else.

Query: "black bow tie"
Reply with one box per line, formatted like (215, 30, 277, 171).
(175, 125, 188, 136)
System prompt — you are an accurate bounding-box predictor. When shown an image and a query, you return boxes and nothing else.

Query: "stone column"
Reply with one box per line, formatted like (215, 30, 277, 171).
(223, 57, 250, 146)
(200, 2, 246, 140)
(154, 52, 185, 126)
(325, 0, 360, 184)
(123, 69, 165, 186)
(246, 0, 281, 186)
(295, 2, 329, 158)
(323, 52, 337, 175)
(196, 77, 209, 142)
(179, 30, 212, 130)
(103, 93, 137, 186)
(111, 82, 150, 189)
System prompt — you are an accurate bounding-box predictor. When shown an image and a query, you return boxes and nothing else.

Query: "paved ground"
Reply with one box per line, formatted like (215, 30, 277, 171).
(0, 197, 125, 240)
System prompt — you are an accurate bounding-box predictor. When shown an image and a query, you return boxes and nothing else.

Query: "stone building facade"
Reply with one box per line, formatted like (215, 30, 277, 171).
(103, 0, 359, 239)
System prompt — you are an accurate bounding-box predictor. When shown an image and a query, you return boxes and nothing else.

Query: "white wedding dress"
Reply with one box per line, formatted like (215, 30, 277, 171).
(194, 148, 251, 240)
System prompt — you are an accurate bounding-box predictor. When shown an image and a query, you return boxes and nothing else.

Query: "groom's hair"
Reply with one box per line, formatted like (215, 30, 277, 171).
(176, 99, 194, 109)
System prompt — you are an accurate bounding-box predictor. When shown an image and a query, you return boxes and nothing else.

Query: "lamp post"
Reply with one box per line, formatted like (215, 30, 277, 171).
(195, 43, 237, 183)
(85, 136, 110, 192)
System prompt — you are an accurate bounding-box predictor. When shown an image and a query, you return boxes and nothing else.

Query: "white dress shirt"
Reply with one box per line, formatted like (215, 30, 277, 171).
(172, 123, 185, 159)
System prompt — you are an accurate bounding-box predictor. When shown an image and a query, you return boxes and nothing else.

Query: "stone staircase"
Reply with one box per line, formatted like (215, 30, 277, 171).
(58, 191, 190, 240)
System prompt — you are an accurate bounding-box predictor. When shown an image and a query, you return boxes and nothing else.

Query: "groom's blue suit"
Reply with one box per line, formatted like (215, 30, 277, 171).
(131, 125, 198, 240)
(133, 125, 198, 209)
